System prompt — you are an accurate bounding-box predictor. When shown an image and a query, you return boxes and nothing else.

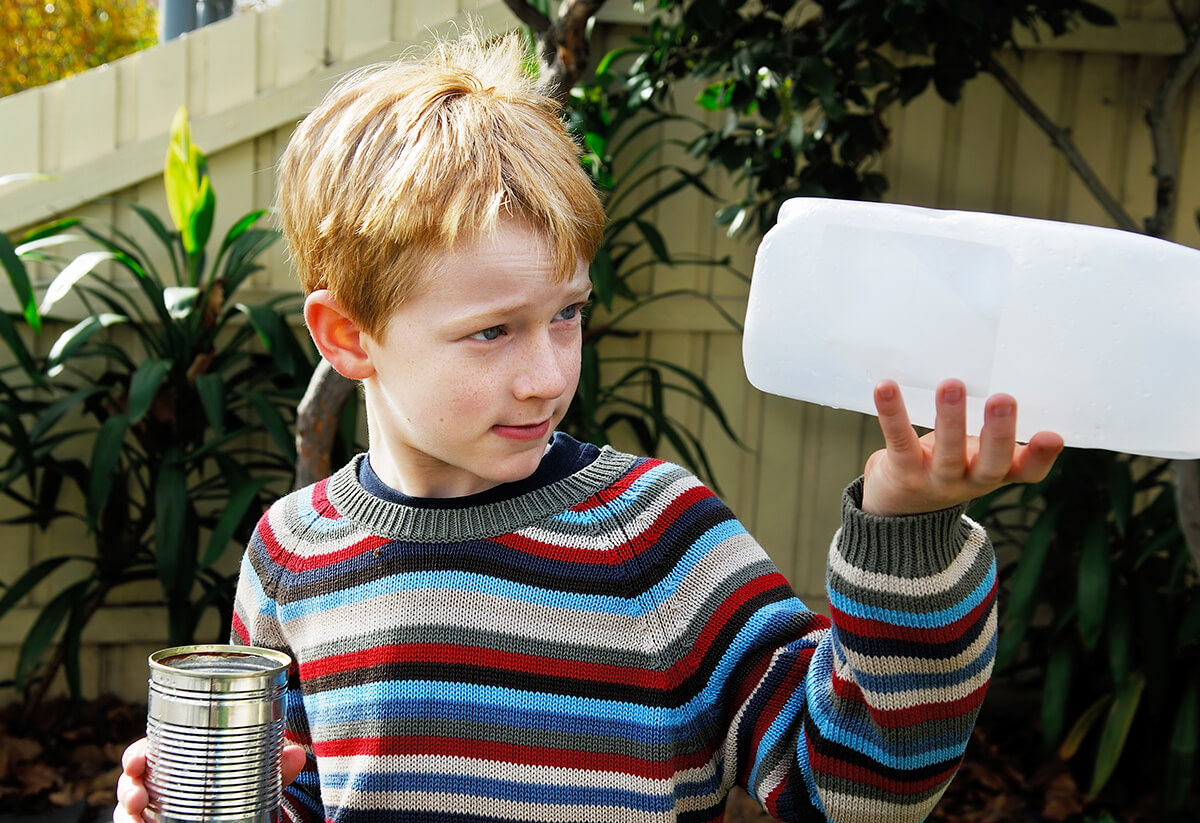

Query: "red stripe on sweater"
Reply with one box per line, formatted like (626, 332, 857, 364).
(496, 484, 716, 564)
(256, 513, 390, 571)
(831, 679, 990, 730)
(739, 647, 812, 787)
(231, 612, 249, 645)
(570, 459, 663, 511)
(308, 478, 338, 520)
(828, 577, 996, 644)
(807, 736, 960, 795)
(301, 572, 791, 689)
(313, 735, 711, 778)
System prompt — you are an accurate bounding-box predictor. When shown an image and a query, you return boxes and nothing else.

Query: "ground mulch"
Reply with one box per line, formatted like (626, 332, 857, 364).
(0, 694, 1194, 821)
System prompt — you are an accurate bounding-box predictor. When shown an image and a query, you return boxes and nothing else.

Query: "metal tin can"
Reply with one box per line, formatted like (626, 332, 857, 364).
(144, 644, 292, 823)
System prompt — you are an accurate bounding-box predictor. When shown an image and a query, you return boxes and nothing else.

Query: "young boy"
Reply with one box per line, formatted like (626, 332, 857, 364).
(116, 30, 1063, 823)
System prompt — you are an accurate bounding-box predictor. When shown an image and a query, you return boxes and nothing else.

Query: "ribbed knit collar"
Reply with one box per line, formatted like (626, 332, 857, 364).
(323, 444, 640, 543)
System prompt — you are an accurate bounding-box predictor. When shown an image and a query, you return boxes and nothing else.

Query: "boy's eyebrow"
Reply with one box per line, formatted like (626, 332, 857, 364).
(452, 285, 594, 325)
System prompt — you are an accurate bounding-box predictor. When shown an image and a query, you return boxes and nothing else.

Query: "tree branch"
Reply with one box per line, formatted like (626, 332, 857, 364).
(500, 0, 552, 32)
(294, 358, 357, 490)
(982, 53, 1139, 233)
(1143, 28, 1200, 238)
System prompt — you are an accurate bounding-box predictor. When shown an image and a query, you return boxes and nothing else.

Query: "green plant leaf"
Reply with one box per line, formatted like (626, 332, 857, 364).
(45, 313, 128, 378)
(235, 304, 296, 375)
(16, 579, 91, 689)
(1041, 639, 1073, 753)
(1165, 670, 1198, 810)
(87, 414, 128, 528)
(195, 373, 225, 435)
(155, 454, 189, 593)
(243, 390, 296, 461)
(1088, 670, 1145, 797)
(1106, 585, 1131, 686)
(0, 309, 42, 383)
(0, 556, 72, 619)
(1077, 517, 1110, 652)
(1059, 693, 1111, 760)
(127, 359, 173, 424)
(201, 477, 270, 569)
(0, 230, 39, 333)
(996, 502, 1060, 671)
(1106, 458, 1133, 536)
(38, 250, 118, 315)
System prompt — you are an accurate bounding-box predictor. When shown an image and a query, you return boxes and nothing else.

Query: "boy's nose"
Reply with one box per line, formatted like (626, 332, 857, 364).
(513, 334, 570, 399)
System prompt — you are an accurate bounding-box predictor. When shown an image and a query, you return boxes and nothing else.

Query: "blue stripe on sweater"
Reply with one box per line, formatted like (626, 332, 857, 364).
(276, 519, 757, 622)
(302, 598, 813, 738)
(802, 643, 975, 769)
(826, 565, 995, 628)
(836, 629, 996, 695)
(328, 772, 681, 811)
(549, 462, 688, 525)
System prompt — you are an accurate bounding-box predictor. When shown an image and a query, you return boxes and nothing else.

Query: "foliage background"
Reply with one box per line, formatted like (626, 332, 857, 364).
(0, 0, 157, 98)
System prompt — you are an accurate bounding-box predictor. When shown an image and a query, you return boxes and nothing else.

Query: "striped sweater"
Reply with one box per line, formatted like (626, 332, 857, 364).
(232, 436, 996, 823)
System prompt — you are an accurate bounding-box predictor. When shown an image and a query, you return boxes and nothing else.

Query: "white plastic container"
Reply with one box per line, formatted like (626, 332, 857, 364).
(742, 198, 1200, 459)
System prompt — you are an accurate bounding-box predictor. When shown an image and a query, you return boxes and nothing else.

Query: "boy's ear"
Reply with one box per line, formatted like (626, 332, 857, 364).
(304, 290, 375, 380)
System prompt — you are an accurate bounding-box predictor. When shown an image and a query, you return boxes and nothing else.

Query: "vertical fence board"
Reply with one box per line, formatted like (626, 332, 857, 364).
(0, 90, 43, 178)
(205, 13, 259, 114)
(60, 66, 118, 170)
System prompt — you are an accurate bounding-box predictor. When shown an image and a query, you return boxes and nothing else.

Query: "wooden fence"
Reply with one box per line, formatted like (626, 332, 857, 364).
(0, 0, 1195, 702)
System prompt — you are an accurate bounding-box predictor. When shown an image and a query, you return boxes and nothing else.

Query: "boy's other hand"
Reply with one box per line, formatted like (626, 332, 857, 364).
(115, 737, 308, 822)
(862, 378, 1064, 517)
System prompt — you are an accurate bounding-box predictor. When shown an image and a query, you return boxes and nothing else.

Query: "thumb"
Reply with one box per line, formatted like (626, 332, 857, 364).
(281, 745, 307, 787)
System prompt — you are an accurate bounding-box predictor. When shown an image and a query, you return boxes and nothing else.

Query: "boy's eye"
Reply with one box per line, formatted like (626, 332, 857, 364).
(556, 305, 578, 321)
(469, 326, 504, 341)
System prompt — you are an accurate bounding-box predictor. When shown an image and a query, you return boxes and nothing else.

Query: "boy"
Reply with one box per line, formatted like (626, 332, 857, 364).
(116, 30, 1063, 823)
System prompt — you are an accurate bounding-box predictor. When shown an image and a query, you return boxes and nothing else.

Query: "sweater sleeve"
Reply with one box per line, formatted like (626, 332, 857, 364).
(230, 505, 326, 823)
(734, 477, 995, 823)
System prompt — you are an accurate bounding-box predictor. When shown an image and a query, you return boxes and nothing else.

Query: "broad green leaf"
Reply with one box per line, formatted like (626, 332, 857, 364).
(165, 107, 199, 238)
(1059, 693, 1111, 760)
(634, 219, 670, 262)
(0, 230, 39, 332)
(46, 313, 128, 378)
(1106, 458, 1133, 535)
(188, 175, 216, 262)
(201, 477, 270, 569)
(28, 384, 108, 442)
(590, 247, 615, 309)
(997, 502, 1060, 671)
(87, 414, 129, 527)
(1041, 640, 1073, 753)
(1077, 517, 1110, 652)
(1165, 672, 1198, 810)
(1106, 586, 1132, 686)
(243, 390, 296, 461)
(0, 556, 72, 618)
(16, 579, 90, 688)
(0, 309, 42, 382)
(155, 454, 188, 592)
(235, 303, 296, 375)
(127, 359, 173, 424)
(1088, 671, 1145, 797)
(38, 250, 118, 315)
(195, 373, 225, 435)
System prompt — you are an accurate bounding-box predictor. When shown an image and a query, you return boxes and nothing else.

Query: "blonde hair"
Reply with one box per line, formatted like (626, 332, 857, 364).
(276, 30, 606, 338)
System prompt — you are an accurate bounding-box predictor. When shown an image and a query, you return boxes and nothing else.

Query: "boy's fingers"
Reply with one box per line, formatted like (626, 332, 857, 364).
(282, 744, 307, 787)
(931, 380, 967, 477)
(122, 737, 147, 775)
(973, 394, 1018, 482)
(873, 381, 921, 467)
(1007, 431, 1065, 483)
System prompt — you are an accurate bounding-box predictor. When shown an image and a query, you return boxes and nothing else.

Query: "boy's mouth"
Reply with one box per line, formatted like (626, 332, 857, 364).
(492, 419, 551, 441)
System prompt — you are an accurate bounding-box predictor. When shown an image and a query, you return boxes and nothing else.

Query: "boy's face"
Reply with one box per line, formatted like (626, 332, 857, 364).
(358, 219, 592, 498)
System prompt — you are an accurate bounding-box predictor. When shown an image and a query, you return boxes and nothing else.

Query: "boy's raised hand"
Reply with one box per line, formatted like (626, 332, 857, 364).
(862, 378, 1064, 517)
